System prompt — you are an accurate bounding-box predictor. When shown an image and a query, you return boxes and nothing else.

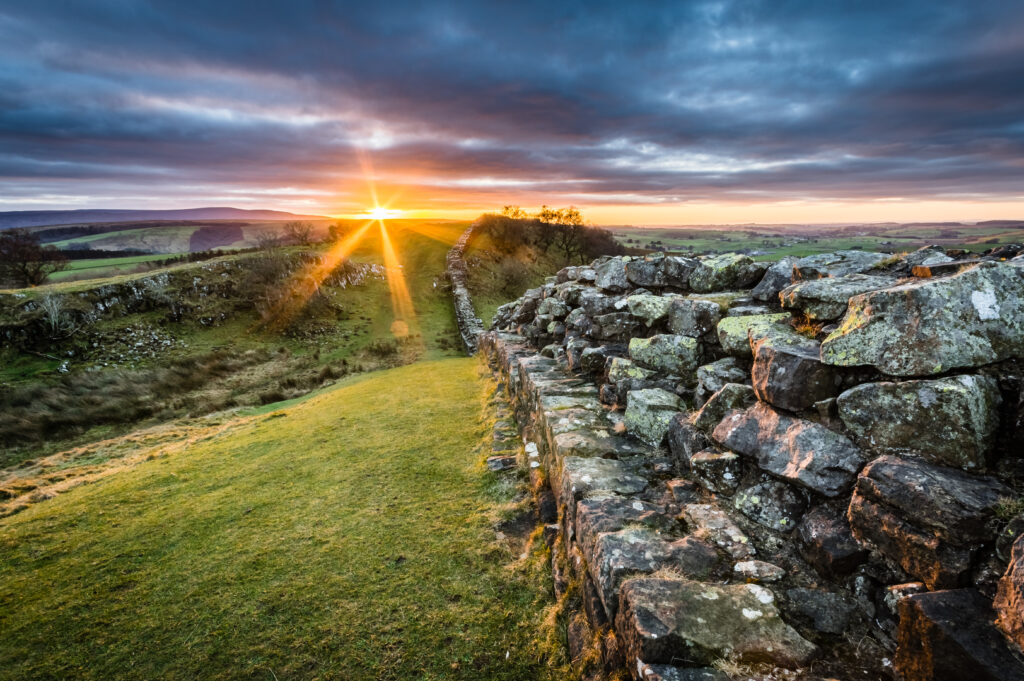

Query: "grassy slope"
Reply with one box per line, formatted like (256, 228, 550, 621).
(0, 358, 557, 681)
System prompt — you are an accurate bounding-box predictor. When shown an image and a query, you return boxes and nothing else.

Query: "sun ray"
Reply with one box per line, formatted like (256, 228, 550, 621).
(257, 220, 373, 329)
(378, 220, 417, 338)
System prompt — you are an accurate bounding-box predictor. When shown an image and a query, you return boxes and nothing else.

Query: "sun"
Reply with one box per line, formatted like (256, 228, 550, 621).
(364, 206, 404, 220)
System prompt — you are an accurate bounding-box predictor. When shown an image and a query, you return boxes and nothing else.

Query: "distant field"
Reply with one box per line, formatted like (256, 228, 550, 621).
(611, 222, 1024, 259)
(49, 254, 173, 281)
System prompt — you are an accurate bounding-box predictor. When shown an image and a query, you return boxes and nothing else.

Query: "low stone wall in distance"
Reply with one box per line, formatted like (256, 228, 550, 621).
(446, 223, 485, 355)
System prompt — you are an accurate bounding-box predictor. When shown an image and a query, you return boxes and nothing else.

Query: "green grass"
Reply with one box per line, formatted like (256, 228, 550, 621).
(0, 358, 559, 681)
(49, 254, 173, 281)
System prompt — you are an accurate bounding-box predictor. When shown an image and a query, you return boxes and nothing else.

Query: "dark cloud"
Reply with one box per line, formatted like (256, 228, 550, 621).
(0, 0, 1022, 212)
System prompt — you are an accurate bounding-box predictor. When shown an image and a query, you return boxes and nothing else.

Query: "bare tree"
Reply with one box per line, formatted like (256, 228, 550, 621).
(254, 230, 281, 250)
(39, 294, 76, 338)
(284, 221, 315, 245)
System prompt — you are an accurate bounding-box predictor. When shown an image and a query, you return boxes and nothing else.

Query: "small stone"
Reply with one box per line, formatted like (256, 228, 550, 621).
(884, 582, 927, 616)
(734, 560, 786, 583)
(682, 503, 755, 559)
(733, 480, 806, 532)
(689, 450, 743, 495)
(692, 383, 755, 432)
(797, 505, 868, 577)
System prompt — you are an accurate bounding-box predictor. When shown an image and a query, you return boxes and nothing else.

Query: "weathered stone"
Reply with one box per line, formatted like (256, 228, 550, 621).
(996, 534, 1024, 652)
(486, 455, 517, 472)
(793, 250, 891, 279)
(662, 256, 699, 289)
(682, 503, 755, 559)
(589, 528, 719, 619)
(578, 288, 618, 317)
(797, 505, 868, 577)
(616, 578, 818, 668)
(734, 560, 785, 583)
(537, 296, 570, 318)
(836, 374, 1002, 470)
(625, 255, 667, 288)
(903, 245, 954, 269)
(712, 403, 865, 497)
(724, 304, 773, 316)
(595, 258, 630, 292)
(551, 429, 652, 462)
(689, 450, 742, 495)
(559, 456, 648, 535)
(692, 383, 755, 432)
(751, 331, 839, 412)
(592, 312, 642, 342)
(751, 256, 798, 302)
(853, 455, 1008, 546)
(690, 253, 765, 293)
(667, 415, 711, 467)
(626, 293, 679, 327)
(734, 480, 806, 532)
(695, 358, 748, 406)
(575, 494, 666, 549)
(895, 589, 1024, 681)
(578, 344, 624, 376)
(848, 491, 974, 589)
(780, 274, 897, 321)
(667, 298, 721, 338)
(624, 388, 681, 446)
(608, 357, 655, 383)
(628, 334, 701, 376)
(715, 313, 790, 358)
(633, 662, 728, 681)
(666, 478, 699, 503)
(786, 587, 856, 634)
(821, 261, 1024, 376)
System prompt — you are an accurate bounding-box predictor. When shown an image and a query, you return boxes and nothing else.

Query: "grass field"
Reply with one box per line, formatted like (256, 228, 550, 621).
(612, 223, 1024, 259)
(0, 358, 560, 681)
(49, 254, 173, 281)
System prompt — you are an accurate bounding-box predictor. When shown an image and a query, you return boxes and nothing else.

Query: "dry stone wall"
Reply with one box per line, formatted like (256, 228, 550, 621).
(446, 222, 485, 354)
(481, 244, 1024, 680)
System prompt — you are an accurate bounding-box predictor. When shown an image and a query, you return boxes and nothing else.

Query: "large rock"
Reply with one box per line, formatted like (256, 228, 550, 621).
(592, 312, 642, 342)
(578, 288, 618, 316)
(608, 357, 655, 383)
(616, 578, 818, 668)
(632, 663, 728, 681)
(785, 587, 856, 635)
(793, 250, 891, 279)
(689, 253, 765, 293)
(820, 261, 1024, 376)
(629, 334, 701, 376)
(852, 455, 1008, 546)
(712, 402, 865, 497)
(996, 534, 1024, 652)
(750, 330, 839, 412)
(836, 374, 1001, 470)
(715, 313, 792, 358)
(595, 258, 630, 292)
(625, 388, 681, 446)
(625, 254, 698, 289)
(667, 298, 722, 338)
(575, 494, 669, 556)
(779, 274, 896, 321)
(895, 589, 1024, 681)
(588, 529, 719, 619)
(847, 455, 1008, 588)
(626, 293, 677, 327)
(751, 256, 798, 302)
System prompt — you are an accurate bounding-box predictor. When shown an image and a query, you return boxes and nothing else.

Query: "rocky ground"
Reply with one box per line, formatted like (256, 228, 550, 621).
(482, 244, 1024, 680)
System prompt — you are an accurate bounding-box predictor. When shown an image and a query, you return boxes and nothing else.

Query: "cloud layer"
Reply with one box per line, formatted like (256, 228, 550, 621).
(1, 1, 1023, 219)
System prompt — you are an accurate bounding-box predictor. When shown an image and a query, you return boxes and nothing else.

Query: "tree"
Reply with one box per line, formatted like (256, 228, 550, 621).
(284, 221, 315, 245)
(501, 205, 527, 220)
(0, 229, 68, 287)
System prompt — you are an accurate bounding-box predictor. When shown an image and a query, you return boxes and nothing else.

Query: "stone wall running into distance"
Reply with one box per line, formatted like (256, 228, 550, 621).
(479, 244, 1024, 680)
(446, 222, 485, 355)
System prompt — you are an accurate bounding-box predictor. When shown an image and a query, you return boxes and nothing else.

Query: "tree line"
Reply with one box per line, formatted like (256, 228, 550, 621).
(478, 205, 622, 264)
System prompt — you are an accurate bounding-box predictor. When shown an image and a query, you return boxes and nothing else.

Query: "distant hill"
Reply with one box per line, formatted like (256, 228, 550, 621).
(0, 207, 328, 230)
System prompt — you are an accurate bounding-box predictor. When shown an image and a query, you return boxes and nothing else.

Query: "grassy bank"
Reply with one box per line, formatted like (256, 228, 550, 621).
(0, 358, 559, 680)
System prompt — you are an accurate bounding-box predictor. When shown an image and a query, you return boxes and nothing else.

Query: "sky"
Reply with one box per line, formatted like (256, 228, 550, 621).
(1, 1, 1023, 225)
